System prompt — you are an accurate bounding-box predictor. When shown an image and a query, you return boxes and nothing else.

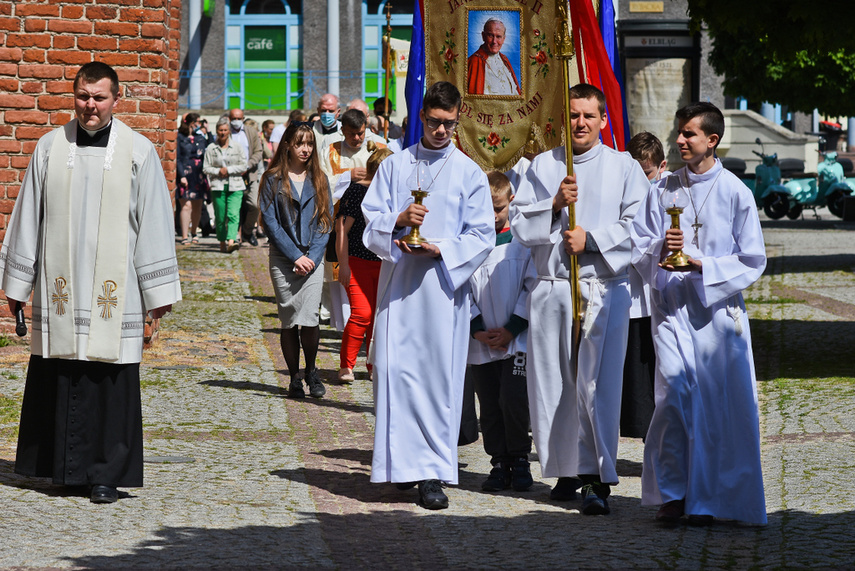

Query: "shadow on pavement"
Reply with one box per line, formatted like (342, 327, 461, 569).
(57, 508, 855, 569)
(199, 377, 373, 414)
(751, 320, 855, 380)
(761, 253, 855, 276)
(312, 447, 372, 466)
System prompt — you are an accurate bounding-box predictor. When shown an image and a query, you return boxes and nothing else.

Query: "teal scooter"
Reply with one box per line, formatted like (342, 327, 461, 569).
(779, 151, 855, 219)
(750, 138, 793, 219)
(817, 151, 855, 218)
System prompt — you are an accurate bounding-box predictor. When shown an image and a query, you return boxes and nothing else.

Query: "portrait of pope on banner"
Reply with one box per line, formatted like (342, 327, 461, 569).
(467, 11, 522, 96)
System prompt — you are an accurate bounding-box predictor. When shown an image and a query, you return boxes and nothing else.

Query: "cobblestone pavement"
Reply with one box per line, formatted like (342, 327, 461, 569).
(1, 212, 854, 569)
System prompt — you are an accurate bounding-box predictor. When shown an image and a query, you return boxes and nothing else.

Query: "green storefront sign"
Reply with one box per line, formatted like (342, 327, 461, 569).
(244, 26, 286, 67)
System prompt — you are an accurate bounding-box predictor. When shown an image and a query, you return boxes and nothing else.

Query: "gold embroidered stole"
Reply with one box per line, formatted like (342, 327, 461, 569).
(44, 119, 134, 361)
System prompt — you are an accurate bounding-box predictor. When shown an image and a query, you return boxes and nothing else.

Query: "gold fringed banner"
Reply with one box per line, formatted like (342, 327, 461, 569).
(426, 0, 579, 171)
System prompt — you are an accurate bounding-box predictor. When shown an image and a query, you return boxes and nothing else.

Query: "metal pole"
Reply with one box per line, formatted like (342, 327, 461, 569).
(383, 1, 392, 142)
(327, 0, 340, 97)
(188, 0, 201, 109)
(555, 1, 583, 332)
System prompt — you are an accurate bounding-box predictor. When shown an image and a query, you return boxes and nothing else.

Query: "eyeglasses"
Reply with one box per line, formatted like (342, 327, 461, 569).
(424, 117, 459, 131)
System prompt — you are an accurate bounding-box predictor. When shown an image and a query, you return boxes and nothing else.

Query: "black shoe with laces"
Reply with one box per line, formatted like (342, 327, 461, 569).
(581, 482, 611, 515)
(418, 479, 448, 510)
(305, 368, 326, 398)
(510, 457, 534, 491)
(550, 476, 582, 501)
(288, 375, 305, 398)
(481, 462, 511, 492)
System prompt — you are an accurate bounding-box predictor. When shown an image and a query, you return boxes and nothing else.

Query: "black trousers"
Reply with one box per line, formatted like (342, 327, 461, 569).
(15, 355, 144, 488)
(620, 317, 656, 439)
(469, 354, 531, 462)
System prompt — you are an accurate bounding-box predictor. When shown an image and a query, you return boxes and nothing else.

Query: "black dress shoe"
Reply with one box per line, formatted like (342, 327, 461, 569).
(418, 479, 448, 510)
(656, 499, 685, 526)
(550, 477, 582, 501)
(243, 233, 259, 247)
(90, 485, 118, 504)
(687, 514, 714, 527)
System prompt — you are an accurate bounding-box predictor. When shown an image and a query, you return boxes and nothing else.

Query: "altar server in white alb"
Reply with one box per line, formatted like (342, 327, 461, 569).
(362, 81, 494, 510)
(631, 102, 767, 527)
(0, 62, 181, 505)
(510, 83, 648, 515)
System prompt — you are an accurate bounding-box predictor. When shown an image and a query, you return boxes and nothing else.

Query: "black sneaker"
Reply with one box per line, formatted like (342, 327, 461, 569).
(288, 375, 305, 398)
(481, 463, 511, 492)
(550, 477, 582, 501)
(305, 368, 326, 398)
(581, 483, 611, 515)
(418, 479, 448, 510)
(509, 457, 533, 491)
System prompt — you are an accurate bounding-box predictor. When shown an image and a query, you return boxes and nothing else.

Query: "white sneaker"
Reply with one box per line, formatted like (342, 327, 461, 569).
(338, 367, 355, 383)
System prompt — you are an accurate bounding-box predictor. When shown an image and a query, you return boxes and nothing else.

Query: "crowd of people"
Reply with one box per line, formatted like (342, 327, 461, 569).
(1, 63, 767, 529)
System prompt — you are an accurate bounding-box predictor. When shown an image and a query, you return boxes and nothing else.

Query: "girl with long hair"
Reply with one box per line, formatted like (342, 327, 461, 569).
(260, 122, 333, 398)
(335, 145, 393, 382)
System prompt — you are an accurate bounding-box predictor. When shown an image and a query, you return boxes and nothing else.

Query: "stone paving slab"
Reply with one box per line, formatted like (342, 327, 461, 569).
(0, 217, 854, 569)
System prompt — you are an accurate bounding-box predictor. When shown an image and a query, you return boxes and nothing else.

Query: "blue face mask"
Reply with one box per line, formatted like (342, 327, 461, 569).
(320, 111, 336, 128)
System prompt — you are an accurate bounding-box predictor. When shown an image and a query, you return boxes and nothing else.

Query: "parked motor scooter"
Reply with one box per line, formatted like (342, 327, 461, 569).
(816, 151, 855, 218)
(750, 138, 793, 219)
(778, 158, 819, 219)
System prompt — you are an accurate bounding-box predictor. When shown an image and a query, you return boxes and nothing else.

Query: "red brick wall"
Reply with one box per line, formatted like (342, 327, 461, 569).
(0, 0, 182, 334)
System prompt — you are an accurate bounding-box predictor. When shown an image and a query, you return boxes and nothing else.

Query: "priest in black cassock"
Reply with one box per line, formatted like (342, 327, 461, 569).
(0, 62, 181, 504)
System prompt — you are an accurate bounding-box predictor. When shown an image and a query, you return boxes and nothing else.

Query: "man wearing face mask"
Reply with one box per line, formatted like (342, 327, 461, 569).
(228, 108, 264, 246)
(314, 93, 342, 151)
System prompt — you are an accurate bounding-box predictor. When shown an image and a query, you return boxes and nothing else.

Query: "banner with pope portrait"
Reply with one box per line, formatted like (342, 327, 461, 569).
(425, 0, 577, 171)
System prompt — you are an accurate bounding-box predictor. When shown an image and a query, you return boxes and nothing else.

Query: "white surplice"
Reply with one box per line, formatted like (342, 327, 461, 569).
(0, 121, 181, 364)
(510, 144, 648, 481)
(363, 141, 494, 484)
(467, 238, 534, 365)
(631, 160, 767, 524)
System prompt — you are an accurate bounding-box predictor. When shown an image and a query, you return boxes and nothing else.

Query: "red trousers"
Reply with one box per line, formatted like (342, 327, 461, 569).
(340, 256, 382, 370)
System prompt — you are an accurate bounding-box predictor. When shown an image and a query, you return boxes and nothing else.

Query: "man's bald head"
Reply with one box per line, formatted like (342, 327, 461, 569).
(347, 98, 369, 117)
(317, 94, 339, 114)
(228, 108, 245, 121)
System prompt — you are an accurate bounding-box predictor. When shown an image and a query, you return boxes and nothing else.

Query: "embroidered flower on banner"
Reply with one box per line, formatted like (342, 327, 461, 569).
(545, 118, 557, 138)
(530, 34, 552, 79)
(479, 131, 511, 153)
(440, 28, 458, 74)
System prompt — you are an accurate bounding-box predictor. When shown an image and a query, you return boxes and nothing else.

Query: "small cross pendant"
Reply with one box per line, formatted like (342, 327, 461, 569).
(691, 221, 702, 247)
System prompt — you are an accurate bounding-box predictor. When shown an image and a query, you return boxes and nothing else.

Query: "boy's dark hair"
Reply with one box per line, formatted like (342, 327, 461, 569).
(627, 131, 665, 165)
(422, 81, 461, 113)
(486, 170, 512, 200)
(373, 96, 393, 115)
(569, 83, 605, 116)
(675, 102, 725, 148)
(340, 108, 367, 130)
(73, 62, 120, 96)
(262, 119, 275, 130)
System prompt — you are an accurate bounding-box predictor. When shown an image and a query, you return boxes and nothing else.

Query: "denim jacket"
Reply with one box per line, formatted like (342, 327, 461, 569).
(261, 173, 332, 265)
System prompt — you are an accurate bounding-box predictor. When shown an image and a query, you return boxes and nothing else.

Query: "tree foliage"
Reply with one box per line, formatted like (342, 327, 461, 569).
(687, 0, 855, 116)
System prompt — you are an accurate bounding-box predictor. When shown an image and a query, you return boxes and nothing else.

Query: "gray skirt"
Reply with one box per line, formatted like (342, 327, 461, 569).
(269, 248, 325, 328)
